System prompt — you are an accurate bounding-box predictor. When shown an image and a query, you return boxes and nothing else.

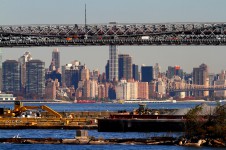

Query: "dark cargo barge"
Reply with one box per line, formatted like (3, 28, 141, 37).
(98, 115, 186, 132)
(98, 104, 186, 132)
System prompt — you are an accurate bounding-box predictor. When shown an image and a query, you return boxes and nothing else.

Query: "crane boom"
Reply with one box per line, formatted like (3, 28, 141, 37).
(12, 101, 62, 118)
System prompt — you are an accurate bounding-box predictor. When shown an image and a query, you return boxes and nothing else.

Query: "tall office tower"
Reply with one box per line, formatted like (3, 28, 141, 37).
(26, 60, 45, 98)
(193, 63, 209, 97)
(48, 60, 56, 72)
(156, 80, 166, 97)
(52, 48, 60, 70)
(115, 80, 128, 100)
(45, 70, 62, 85)
(137, 82, 149, 100)
(18, 52, 32, 90)
(104, 82, 110, 98)
(90, 80, 98, 98)
(105, 60, 109, 81)
(167, 66, 184, 79)
(109, 45, 118, 81)
(108, 84, 116, 100)
(149, 81, 157, 99)
(2, 60, 20, 93)
(62, 61, 84, 89)
(83, 80, 91, 98)
(141, 65, 153, 82)
(45, 79, 57, 99)
(128, 80, 138, 99)
(153, 63, 161, 79)
(98, 84, 106, 99)
(118, 54, 132, 81)
(0, 49, 2, 90)
(81, 65, 90, 81)
(132, 64, 139, 81)
(92, 69, 100, 81)
(82, 80, 98, 99)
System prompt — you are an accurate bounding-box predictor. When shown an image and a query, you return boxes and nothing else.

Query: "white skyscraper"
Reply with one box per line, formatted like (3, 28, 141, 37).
(153, 63, 161, 80)
(52, 48, 60, 70)
(18, 52, 32, 89)
(109, 45, 118, 81)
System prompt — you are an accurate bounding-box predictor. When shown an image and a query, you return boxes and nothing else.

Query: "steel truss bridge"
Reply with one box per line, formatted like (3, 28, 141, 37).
(167, 85, 226, 93)
(0, 22, 226, 47)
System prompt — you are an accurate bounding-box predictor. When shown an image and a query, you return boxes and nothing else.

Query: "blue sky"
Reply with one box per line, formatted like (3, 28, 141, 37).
(1, 0, 226, 73)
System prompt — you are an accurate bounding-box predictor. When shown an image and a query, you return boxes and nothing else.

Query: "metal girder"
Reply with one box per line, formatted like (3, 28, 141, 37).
(0, 22, 226, 47)
(0, 39, 226, 48)
(167, 85, 226, 93)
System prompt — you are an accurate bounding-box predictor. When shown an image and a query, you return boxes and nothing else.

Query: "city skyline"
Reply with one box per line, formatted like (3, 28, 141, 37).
(1, 0, 226, 73)
(2, 46, 226, 74)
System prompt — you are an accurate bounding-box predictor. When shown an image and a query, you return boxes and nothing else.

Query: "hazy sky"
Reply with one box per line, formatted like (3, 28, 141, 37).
(1, 0, 226, 73)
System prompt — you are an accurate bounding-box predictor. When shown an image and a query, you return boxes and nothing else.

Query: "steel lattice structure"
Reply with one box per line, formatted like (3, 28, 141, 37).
(0, 22, 226, 47)
(166, 84, 226, 93)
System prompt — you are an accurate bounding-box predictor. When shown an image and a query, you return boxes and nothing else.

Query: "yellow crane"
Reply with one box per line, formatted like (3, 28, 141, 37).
(7, 101, 62, 118)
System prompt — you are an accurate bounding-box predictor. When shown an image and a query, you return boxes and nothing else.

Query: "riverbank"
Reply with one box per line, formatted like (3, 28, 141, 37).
(0, 137, 225, 147)
(0, 99, 225, 104)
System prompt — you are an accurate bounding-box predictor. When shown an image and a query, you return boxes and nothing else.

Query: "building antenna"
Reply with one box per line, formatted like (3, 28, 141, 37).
(84, 3, 88, 39)
(85, 3, 87, 30)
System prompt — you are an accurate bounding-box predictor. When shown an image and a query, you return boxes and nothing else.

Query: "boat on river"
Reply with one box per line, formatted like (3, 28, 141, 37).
(98, 103, 185, 132)
(74, 100, 96, 103)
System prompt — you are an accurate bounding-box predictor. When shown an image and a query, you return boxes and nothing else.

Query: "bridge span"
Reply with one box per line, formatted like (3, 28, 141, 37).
(0, 22, 226, 47)
(167, 85, 226, 93)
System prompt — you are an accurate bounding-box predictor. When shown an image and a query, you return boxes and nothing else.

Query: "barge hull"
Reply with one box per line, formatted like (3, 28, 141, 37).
(98, 119, 185, 132)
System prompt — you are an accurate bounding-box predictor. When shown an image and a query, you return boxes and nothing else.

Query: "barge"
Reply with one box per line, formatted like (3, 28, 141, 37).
(0, 101, 99, 129)
(98, 115, 186, 132)
(98, 104, 186, 132)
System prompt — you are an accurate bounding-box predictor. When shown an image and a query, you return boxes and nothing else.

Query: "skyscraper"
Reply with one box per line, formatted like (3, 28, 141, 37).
(132, 64, 139, 81)
(81, 65, 90, 81)
(118, 54, 132, 80)
(52, 48, 60, 70)
(62, 61, 84, 89)
(138, 82, 149, 100)
(193, 63, 209, 97)
(153, 63, 161, 79)
(2, 60, 20, 93)
(105, 60, 109, 81)
(26, 60, 45, 98)
(167, 65, 184, 79)
(141, 65, 153, 82)
(45, 70, 62, 85)
(92, 69, 100, 81)
(109, 45, 118, 81)
(18, 52, 32, 90)
(45, 79, 57, 99)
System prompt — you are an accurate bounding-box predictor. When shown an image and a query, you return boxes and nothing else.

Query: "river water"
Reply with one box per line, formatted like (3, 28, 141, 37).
(0, 101, 225, 150)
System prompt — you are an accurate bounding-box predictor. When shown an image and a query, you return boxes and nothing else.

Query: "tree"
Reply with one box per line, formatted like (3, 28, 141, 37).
(185, 104, 206, 137)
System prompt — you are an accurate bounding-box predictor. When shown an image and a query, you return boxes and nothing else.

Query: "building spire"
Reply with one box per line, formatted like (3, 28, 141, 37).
(85, 3, 87, 28)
